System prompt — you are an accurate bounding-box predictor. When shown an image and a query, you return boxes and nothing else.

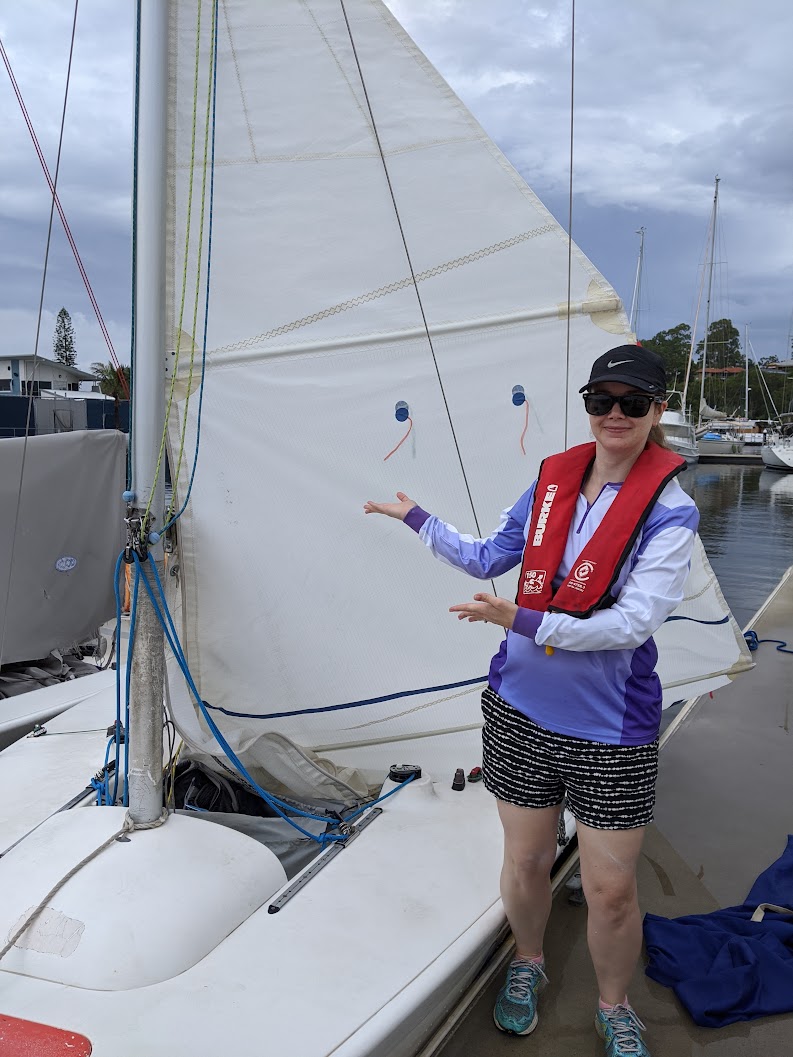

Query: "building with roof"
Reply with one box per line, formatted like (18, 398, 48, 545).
(0, 355, 96, 395)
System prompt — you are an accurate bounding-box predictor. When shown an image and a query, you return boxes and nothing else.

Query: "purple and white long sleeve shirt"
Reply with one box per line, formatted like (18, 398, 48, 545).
(404, 477, 699, 746)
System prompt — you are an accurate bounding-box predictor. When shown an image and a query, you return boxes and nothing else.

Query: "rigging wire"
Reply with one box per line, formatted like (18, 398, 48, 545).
(0, 1, 80, 672)
(562, 0, 576, 451)
(337, 0, 492, 568)
(0, 38, 129, 397)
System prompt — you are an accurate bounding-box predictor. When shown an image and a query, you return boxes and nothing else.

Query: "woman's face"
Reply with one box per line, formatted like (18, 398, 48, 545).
(587, 381, 666, 458)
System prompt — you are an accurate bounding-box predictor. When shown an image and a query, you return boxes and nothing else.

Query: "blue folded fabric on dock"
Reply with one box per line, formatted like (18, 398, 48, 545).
(643, 835, 793, 1027)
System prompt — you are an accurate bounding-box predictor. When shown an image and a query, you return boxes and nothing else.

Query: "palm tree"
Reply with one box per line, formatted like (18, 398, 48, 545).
(92, 362, 131, 429)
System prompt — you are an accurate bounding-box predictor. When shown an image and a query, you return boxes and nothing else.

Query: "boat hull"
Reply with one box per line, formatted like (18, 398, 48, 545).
(761, 443, 793, 471)
(698, 436, 745, 456)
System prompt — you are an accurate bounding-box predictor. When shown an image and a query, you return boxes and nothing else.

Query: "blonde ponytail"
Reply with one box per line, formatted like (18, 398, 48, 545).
(649, 423, 669, 449)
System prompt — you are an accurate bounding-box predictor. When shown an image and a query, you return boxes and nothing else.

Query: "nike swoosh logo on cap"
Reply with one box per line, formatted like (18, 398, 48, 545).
(607, 358, 633, 367)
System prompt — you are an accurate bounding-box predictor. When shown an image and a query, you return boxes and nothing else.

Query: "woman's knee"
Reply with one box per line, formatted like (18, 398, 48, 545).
(583, 875, 638, 921)
(503, 842, 557, 879)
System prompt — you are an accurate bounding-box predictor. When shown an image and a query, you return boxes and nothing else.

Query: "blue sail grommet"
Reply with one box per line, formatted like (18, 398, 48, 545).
(512, 385, 526, 406)
(395, 401, 410, 422)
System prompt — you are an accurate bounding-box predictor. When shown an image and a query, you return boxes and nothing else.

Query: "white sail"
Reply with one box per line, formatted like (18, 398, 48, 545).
(164, 0, 749, 772)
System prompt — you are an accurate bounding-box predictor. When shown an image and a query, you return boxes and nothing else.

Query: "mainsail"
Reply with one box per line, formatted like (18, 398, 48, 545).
(164, 0, 749, 775)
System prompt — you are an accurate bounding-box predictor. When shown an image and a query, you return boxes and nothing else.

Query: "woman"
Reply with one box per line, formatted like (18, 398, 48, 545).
(364, 344, 698, 1057)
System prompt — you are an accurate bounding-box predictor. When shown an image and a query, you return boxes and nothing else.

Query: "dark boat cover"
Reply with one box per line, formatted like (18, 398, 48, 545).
(644, 835, 793, 1026)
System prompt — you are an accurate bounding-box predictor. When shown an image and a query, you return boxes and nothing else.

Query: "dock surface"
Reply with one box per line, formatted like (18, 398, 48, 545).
(435, 568, 793, 1056)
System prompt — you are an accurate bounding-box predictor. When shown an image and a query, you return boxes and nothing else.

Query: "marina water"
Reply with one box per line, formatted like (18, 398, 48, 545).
(681, 464, 793, 630)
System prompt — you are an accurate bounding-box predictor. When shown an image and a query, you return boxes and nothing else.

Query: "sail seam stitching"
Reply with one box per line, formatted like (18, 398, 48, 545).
(210, 225, 555, 353)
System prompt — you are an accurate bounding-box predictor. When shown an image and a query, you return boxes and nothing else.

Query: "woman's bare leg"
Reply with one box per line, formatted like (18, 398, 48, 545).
(577, 822, 647, 1005)
(497, 800, 562, 957)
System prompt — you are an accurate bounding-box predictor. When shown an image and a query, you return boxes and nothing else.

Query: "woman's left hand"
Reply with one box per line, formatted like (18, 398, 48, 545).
(449, 593, 518, 629)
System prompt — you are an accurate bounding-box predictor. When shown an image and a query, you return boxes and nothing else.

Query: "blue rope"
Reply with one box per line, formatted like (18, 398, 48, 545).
(343, 774, 415, 822)
(133, 556, 345, 843)
(112, 552, 124, 802)
(130, 556, 416, 842)
(203, 674, 488, 721)
(744, 630, 793, 655)
(123, 561, 141, 806)
(109, 551, 140, 806)
(91, 736, 116, 805)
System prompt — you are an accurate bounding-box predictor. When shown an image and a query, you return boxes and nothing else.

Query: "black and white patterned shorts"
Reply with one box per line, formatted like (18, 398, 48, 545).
(481, 687, 658, 830)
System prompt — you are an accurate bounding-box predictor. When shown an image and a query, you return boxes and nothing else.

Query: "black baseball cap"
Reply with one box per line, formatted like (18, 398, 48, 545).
(579, 344, 667, 396)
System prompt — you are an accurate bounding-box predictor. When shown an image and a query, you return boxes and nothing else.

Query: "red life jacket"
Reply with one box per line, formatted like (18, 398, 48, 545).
(517, 442, 685, 618)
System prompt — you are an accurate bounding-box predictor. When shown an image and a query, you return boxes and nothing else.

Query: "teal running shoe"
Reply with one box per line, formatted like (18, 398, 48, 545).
(595, 1004, 651, 1056)
(493, 958, 548, 1035)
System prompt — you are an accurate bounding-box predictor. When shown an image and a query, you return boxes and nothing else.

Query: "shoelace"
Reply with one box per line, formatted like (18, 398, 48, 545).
(600, 1005, 647, 1054)
(505, 960, 548, 1001)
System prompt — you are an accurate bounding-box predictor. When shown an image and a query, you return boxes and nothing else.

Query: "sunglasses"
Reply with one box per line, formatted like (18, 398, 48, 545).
(583, 392, 660, 418)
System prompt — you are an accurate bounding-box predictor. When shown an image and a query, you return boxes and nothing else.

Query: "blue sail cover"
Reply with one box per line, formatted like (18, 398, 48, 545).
(644, 836, 793, 1027)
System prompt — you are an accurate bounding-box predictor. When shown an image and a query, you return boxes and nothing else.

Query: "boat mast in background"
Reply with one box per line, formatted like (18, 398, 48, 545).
(126, 0, 168, 825)
(697, 176, 720, 426)
(745, 322, 750, 420)
(629, 226, 645, 335)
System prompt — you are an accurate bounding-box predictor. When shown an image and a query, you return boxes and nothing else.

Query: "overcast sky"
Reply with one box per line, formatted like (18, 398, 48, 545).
(1, 0, 791, 372)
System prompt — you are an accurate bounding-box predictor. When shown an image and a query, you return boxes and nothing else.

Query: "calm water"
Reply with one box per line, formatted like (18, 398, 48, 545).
(680, 464, 793, 630)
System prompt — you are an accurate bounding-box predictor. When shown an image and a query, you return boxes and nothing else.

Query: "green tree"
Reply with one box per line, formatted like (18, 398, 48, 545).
(695, 318, 742, 368)
(91, 361, 130, 399)
(92, 362, 131, 429)
(639, 323, 692, 392)
(53, 307, 77, 366)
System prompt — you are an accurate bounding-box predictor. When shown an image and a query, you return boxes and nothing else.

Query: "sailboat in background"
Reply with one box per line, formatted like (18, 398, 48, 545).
(0, 3, 751, 1054)
(688, 177, 747, 455)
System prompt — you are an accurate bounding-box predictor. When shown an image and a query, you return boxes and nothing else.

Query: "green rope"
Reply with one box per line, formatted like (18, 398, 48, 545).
(144, 0, 205, 526)
(168, 0, 217, 520)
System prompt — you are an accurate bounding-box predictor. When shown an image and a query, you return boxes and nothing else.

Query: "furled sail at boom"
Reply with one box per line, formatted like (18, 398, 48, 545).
(164, 0, 749, 776)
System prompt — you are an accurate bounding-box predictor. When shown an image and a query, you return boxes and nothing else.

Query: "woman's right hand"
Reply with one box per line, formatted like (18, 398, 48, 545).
(363, 492, 417, 521)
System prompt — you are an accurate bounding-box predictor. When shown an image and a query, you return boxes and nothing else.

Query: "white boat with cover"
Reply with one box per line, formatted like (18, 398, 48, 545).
(660, 405, 698, 465)
(0, 3, 751, 1054)
(0, 429, 127, 747)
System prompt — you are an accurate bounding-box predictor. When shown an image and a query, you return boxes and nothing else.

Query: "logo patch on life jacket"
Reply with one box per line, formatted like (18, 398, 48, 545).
(531, 484, 558, 546)
(567, 559, 596, 593)
(522, 569, 546, 594)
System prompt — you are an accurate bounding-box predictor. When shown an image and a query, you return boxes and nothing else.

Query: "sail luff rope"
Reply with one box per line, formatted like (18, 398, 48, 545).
(143, 0, 209, 526)
(0, 37, 129, 397)
(128, 1, 142, 488)
(162, 0, 219, 531)
(563, 0, 576, 450)
(0, 0, 81, 672)
(337, 0, 492, 566)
